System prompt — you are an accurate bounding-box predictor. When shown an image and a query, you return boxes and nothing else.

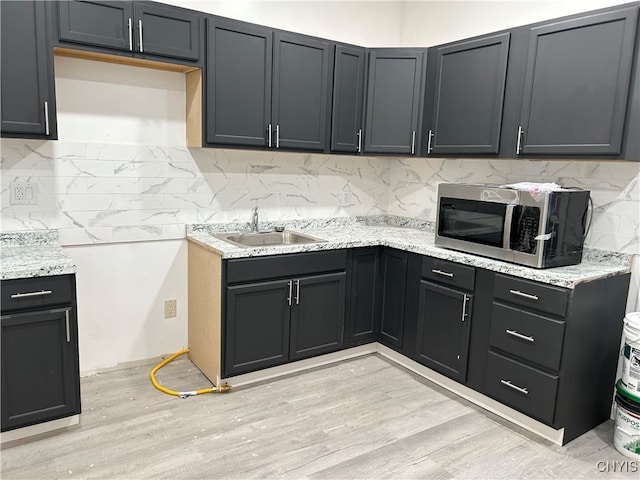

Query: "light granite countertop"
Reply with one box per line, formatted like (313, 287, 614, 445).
(187, 216, 632, 289)
(1, 231, 77, 280)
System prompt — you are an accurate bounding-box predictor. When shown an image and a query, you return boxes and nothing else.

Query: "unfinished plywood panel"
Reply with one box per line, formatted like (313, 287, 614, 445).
(185, 69, 203, 147)
(188, 240, 222, 385)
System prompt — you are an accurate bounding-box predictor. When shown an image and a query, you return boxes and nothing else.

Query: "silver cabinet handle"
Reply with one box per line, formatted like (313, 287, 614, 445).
(432, 269, 454, 278)
(501, 379, 528, 395)
(461, 294, 469, 322)
(516, 126, 523, 154)
(276, 124, 280, 148)
(427, 129, 434, 154)
(128, 18, 133, 51)
(509, 289, 539, 301)
(287, 280, 292, 306)
(357, 129, 362, 153)
(44, 101, 50, 135)
(506, 329, 535, 342)
(410, 130, 416, 155)
(138, 19, 143, 52)
(65, 309, 71, 343)
(295, 280, 300, 305)
(267, 123, 272, 148)
(11, 290, 52, 299)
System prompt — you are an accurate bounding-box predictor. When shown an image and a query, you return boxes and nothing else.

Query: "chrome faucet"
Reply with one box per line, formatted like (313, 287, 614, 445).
(251, 206, 259, 232)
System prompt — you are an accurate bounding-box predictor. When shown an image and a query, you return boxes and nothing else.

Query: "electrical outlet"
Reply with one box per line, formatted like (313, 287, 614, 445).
(340, 191, 351, 205)
(164, 299, 177, 318)
(11, 182, 37, 205)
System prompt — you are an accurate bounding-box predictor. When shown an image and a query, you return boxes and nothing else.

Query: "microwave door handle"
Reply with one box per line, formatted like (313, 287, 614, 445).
(503, 204, 515, 250)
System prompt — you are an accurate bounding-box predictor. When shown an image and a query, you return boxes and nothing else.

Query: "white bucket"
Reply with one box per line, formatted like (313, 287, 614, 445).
(614, 384, 640, 460)
(621, 312, 640, 397)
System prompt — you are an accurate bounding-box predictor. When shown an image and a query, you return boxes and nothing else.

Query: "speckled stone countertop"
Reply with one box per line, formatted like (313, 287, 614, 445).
(1, 231, 77, 280)
(187, 216, 632, 289)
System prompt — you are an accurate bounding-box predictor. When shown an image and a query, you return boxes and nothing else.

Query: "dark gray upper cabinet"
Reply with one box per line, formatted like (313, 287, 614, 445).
(206, 19, 272, 147)
(517, 6, 639, 156)
(57, 1, 201, 62)
(364, 49, 426, 155)
(272, 33, 331, 151)
(426, 33, 510, 156)
(58, 1, 134, 51)
(1, 1, 56, 138)
(133, 3, 200, 60)
(331, 45, 366, 153)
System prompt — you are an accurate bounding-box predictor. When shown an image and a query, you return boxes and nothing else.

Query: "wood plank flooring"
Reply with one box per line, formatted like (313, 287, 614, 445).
(2, 354, 637, 479)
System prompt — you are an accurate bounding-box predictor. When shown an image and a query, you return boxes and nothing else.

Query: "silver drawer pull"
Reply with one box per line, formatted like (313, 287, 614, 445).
(506, 329, 535, 342)
(500, 379, 528, 395)
(509, 289, 539, 301)
(432, 269, 454, 278)
(11, 290, 52, 299)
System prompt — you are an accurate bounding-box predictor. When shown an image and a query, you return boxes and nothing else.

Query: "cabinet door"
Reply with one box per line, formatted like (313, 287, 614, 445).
(415, 281, 472, 383)
(133, 2, 200, 61)
(428, 33, 510, 155)
(58, 1, 133, 51)
(364, 49, 425, 155)
(1, 308, 80, 432)
(272, 33, 331, 151)
(345, 248, 380, 346)
(1, 1, 54, 137)
(206, 19, 272, 147)
(331, 45, 366, 153)
(518, 7, 638, 156)
(224, 280, 290, 376)
(379, 249, 408, 349)
(290, 272, 346, 361)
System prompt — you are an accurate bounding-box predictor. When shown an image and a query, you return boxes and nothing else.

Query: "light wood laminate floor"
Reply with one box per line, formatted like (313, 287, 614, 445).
(1, 354, 637, 479)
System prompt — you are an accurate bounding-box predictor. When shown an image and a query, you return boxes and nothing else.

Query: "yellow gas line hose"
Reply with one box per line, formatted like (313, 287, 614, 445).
(150, 349, 231, 398)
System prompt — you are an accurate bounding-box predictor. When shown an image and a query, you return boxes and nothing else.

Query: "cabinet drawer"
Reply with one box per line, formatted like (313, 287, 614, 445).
(493, 274, 568, 317)
(489, 303, 565, 371)
(1, 275, 74, 313)
(226, 250, 347, 284)
(422, 257, 475, 291)
(484, 351, 558, 424)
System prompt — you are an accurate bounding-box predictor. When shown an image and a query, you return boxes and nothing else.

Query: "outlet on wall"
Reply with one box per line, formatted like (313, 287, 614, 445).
(340, 191, 351, 205)
(164, 299, 177, 318)
(10, 182, 37, 205)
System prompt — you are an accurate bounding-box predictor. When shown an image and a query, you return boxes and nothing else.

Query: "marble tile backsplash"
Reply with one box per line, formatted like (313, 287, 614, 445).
(1, 139, 639, 254)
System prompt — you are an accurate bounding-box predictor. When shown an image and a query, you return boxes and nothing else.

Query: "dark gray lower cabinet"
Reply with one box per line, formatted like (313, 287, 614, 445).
(345, 248, 381, 347)
(223, 251, 347, 377)
(415, 281, 472, 383)
(1, 275, 80, 432)
(290, 273, 346, 361)
(224, 280, 291, 376)
(379, 249, 408, 350)
(1, 0, 55, 138)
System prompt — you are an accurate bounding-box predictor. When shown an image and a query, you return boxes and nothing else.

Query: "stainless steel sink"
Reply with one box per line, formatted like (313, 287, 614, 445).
(214, 230, 326, 248)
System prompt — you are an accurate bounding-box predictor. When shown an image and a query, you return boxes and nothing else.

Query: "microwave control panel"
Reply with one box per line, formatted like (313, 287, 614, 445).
(510, 206, 541, 254)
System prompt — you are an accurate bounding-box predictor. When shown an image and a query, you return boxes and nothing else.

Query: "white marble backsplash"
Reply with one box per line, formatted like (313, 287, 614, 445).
(1, 139, 639, 255)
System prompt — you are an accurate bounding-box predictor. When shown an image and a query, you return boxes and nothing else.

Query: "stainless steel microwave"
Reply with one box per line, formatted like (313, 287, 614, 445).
(435, 183, 590, 268)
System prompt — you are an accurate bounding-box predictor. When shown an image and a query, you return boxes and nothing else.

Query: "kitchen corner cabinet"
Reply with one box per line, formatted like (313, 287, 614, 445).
(1, 275, 80, 432)
(424, 33, 510, 156)
(379, 249, 409, 350)
(345, 247, 381, 347)
(1, 0, 56, 139)
(516, 6, 638, 156)
(57, 0, 201, 62)
(364, 49, 426, 155)
(223, 251, 346, 377)
(331, 45, 366, 153)
(415, 258, 475, 383)
(206, 18, 332, 151)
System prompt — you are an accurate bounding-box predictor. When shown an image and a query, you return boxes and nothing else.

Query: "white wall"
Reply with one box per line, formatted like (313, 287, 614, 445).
(2, 0, 639, 374)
